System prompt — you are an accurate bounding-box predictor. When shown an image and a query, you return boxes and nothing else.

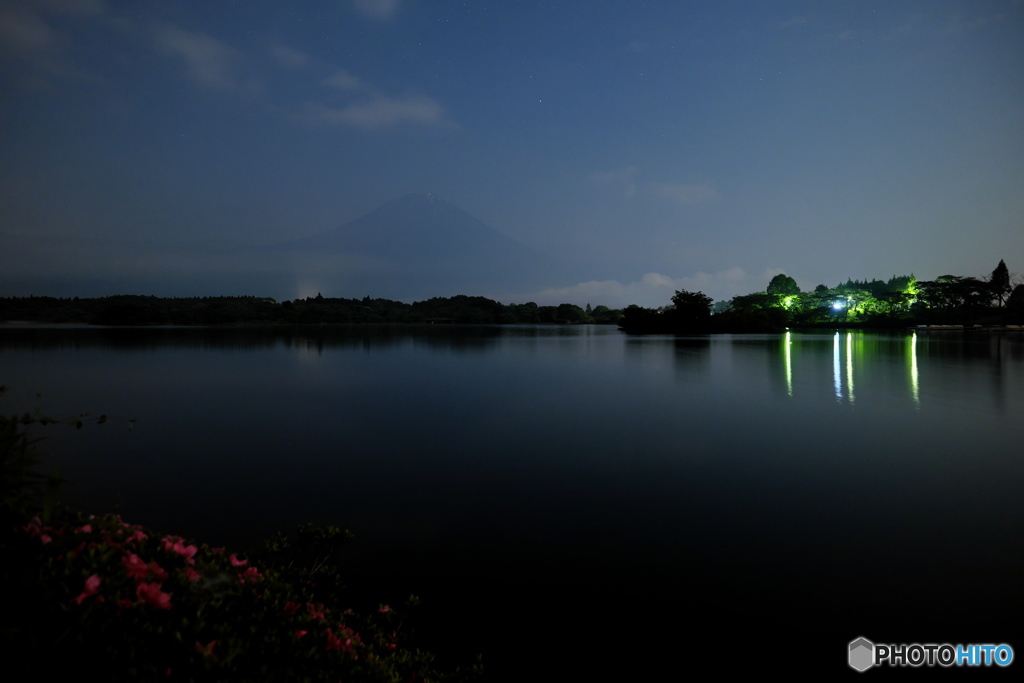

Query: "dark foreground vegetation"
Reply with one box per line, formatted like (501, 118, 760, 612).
(0, 396, 481, 681)
(620, 259, 1024, 333)
(0, 294, 623, 327)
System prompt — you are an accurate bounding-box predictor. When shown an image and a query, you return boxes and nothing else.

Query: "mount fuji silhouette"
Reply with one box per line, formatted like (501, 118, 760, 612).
(280, 192, 534, 259)
(257, 193, 562, 299)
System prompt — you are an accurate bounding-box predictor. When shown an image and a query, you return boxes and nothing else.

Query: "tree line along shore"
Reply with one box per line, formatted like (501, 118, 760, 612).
(622, 260, 1024, 332)
(3, 260, 1022, 331)
(0, 294, 622, 326)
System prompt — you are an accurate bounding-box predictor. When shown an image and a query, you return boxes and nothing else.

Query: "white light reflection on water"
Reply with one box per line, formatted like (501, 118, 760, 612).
(784, 330, 792, 396)
(833, 331, 842, 400)
(910, 331, 920, 407)
(846, 331, 855, 404)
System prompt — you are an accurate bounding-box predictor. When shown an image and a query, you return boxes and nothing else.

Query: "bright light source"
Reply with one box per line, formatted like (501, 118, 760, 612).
(832, 302, 843, 309)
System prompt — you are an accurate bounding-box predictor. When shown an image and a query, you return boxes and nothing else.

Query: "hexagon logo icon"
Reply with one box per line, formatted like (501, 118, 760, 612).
(849, 637, 875, 672)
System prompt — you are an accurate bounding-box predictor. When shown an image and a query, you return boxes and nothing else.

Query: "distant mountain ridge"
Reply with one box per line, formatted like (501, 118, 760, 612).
(254, 192, 564, 299)
(275, 192, 536, 260)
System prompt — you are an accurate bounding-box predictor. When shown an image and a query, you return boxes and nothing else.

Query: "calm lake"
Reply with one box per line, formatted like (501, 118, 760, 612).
(3, 325, 1024, 678)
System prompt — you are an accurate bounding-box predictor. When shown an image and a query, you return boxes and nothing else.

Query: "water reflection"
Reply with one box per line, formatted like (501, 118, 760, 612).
(0, 323, 604, 354)
(760, 329, 1024, 412)
(910, 332, 920, 406)
(833, 332, 842, 401)
(2, 324, 1023, 679)
(783, 331, 792, 396)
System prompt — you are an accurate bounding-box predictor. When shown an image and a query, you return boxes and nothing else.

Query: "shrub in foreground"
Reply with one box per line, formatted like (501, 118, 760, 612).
(0, 400, 480, 681)
(3, 511, 480, 681)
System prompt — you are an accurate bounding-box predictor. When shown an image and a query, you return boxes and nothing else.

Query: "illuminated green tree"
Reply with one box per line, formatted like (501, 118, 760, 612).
(766, 274, 800, 296)
(730, 292, 777, 311)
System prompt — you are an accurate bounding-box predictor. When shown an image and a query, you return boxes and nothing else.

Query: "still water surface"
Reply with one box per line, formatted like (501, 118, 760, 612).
(3, 325, 1023, 677)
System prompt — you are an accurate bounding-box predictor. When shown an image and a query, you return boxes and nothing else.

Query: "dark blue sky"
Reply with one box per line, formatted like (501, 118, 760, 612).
(2, 0, 1022, 306)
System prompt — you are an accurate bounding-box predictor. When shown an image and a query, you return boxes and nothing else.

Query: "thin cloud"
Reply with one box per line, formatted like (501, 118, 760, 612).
(353, 0, 401, 20)
(154, 24, 256, 91)
(511, 269, 749, 309)
(163, 33, 448, 130)
(302, 94, 448, 129)
(270, 45, 362, 89)
(649, 181, 720, 206)
(0, 0, 107, 87)
(589, 166, 639, 198)
(270, 44, 311, 68)
(0, 5, 59, 54)
(590, 169, 719, 206)
(322, 68, 362, 90)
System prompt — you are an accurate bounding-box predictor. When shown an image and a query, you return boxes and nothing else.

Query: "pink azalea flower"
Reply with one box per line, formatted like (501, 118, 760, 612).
(238, 566, 263, 584)
(161, 536, 198, 564)
(184, 567, 201, 582)
(71, 574, 102, 605)
(122, 553, 149, 579)
(228, 553, 247, 567)
(125, 529, 147, 544)
(40, 534, 52, 544)
(80, 573, 102, 597)
(283, 601, 299, 615)
(195, 640, 217, 657)
(136, 582, 173, 610)
(307, 603, 325, 620)
(149, 563, 169, 581)
(122, 554, 166, 582)
(379, 605, 390, 613)
(75, 524, 93, 534)
(325, 626, 362, 656)
(177, 544, 198, 564)
(295, 630, 308, 639)
(159, 535, 182, 552)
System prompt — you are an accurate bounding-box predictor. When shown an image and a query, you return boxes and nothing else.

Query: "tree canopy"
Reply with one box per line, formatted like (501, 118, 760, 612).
(766, 274, 800, 296)
(991, 259, 1011, 306)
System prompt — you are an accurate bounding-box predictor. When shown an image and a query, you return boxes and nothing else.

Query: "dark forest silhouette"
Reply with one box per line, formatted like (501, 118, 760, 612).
(3, 260, 1021, 331)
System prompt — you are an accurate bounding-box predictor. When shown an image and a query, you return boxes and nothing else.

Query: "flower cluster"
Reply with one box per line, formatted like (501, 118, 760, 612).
(8, 512, 478, 682)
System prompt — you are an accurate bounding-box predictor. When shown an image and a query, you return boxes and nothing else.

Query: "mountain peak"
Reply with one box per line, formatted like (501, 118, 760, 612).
(391, 191, 452, 212)
(277, 193, 519, 257)
(259, 193, 565, 298)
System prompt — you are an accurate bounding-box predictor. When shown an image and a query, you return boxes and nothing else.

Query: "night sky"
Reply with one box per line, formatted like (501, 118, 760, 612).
(2, 0, 1022, 307)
